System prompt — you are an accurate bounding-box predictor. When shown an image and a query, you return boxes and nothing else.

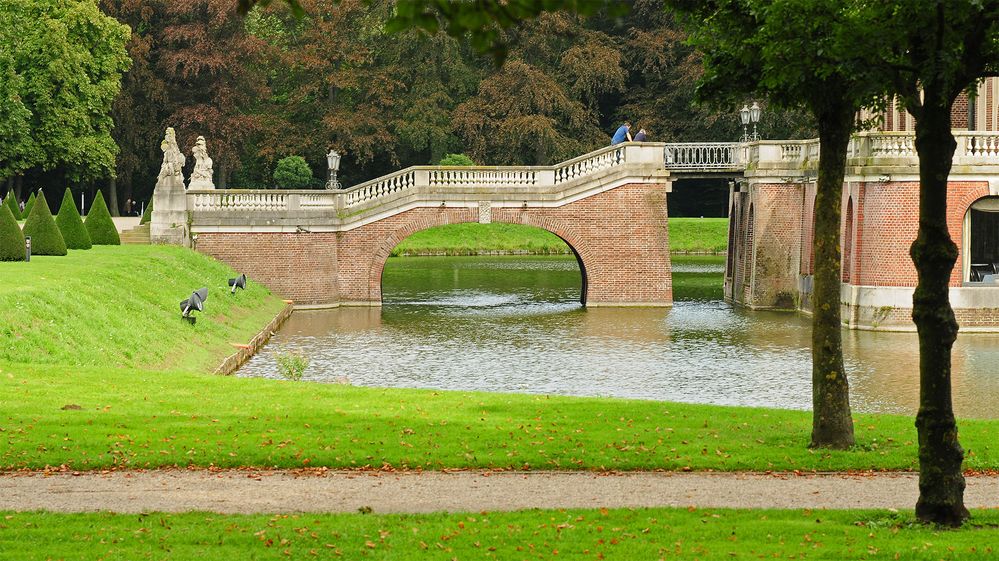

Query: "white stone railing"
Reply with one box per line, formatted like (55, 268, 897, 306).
(958, 132, 999, 159)
(554, 145, 626, 182)
(187, 143, 666, 215)
(663, 142, 742, 170)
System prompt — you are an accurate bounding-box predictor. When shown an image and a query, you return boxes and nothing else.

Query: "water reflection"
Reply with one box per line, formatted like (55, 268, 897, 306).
(239, 255, 999, 419)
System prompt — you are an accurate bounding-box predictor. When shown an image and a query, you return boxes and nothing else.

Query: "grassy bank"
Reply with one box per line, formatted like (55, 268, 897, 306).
(0, 246, 286, 371)
(3, 364, 998, 471)
(390, 218, 729, 256)
(2, 508, 997, 560)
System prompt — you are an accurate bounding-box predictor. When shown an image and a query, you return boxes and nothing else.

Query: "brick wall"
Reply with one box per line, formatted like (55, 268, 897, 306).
(196, 182, 672, 307)
(748, 184, 803, 308)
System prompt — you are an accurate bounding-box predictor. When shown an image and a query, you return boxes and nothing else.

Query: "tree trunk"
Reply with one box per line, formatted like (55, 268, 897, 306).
(911, 97, 969, 527)
(219, 163, 228, 190)
(107, 177, 120, 217)
(810, 102, 855, 449)
(14, 174, 23, 201)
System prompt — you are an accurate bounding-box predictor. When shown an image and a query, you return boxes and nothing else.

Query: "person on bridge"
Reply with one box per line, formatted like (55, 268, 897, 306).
(633, 128, 648, 142)
(611, 122, 632, 145)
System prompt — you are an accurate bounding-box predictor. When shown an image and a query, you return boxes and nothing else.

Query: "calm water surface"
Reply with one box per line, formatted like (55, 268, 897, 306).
(239, 255, 999, 418)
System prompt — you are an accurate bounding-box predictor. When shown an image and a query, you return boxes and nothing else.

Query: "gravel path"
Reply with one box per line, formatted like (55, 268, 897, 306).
(2, 470, 999, 514)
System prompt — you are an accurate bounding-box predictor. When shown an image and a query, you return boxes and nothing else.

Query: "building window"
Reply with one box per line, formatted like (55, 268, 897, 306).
(965, 196, 999, 283)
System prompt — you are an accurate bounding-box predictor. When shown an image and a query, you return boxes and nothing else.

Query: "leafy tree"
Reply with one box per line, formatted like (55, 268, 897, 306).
(0, 204, 25, 261)
(438, 153, 475, 166)
(0, 0, 131, 183)
(874, 0, 999, 527)
(272, 156, 313, 188)
(3, 193, 21, 221)
(0, 50, 32, 182)
(21, 191, 67, 256)
(84, 191, 121, 245)
(55, 188, 92, 250)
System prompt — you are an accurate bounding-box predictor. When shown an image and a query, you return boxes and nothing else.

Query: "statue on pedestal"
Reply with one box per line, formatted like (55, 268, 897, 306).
(157, 127, 186, 182)
(188, 136, 215, 190)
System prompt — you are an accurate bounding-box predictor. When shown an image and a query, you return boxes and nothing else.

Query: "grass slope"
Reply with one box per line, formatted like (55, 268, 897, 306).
(2, 508, 998, 560)
(3, 365, 998, 471)
(390, 219, 729, 256)
(0, 245, 285, 371)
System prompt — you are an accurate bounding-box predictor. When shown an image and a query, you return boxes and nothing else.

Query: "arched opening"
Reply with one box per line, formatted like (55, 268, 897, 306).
(964, 196, 999, 283)
(379, 222, 588, 307)
(743, 204, 755, 300)
(843, 197, 854, 284)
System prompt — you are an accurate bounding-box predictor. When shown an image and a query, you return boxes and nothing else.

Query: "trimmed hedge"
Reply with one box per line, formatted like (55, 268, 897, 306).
(140, 197, 152, 225)
(0, 203, 25, 261)
(23, 191, 35, 216)
(21, 191, 67, 256)
(2, 193, 19, 220)
(84, 191, 120, 245)
(438, 153, 476, 166)
(55, 188, 92, 250)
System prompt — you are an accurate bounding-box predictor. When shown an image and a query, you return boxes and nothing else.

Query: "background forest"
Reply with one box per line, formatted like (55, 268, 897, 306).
(3, 0, 814, 215)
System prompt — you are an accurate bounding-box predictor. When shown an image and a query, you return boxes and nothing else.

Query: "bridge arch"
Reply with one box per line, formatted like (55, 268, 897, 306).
(368, 214, 592, 305)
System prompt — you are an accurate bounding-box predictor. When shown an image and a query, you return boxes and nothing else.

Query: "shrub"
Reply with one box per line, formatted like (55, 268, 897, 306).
(438, 153, 476, 166)
(2, 193, 20, 220)
(0, 203, 25, 261)
(21, 191, 66, 256)
(140, 198, 152, 225)
(55, 188, 92, 250)
(276, 350, 309, 381)
(273, 156, 313, 189)
(23, 191, 36, 216)
(84, 191, 120, 245)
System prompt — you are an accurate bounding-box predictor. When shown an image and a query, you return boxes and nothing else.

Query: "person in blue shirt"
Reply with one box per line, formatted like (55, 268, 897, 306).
(610, 122, 632, 145)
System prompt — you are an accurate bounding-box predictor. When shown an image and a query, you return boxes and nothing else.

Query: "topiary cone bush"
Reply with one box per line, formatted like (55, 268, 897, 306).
(84, 191, 120, 245)
(55, 188, 92, 250)
(0, 203, 26, 261)
(140, 197, 152, 225)
(23, 191, 36, 216)
(2, 193, 20, 220)
(21, 191, 67, 256)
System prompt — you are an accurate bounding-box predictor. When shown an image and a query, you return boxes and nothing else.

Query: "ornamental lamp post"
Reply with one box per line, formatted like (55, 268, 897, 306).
(750, 101, 762, 141)
(326, 149, 342, 190)
(740, 105, 751, 142)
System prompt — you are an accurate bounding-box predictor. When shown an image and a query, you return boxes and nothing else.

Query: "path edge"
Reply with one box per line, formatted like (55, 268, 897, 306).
(214, 300, 294, 376)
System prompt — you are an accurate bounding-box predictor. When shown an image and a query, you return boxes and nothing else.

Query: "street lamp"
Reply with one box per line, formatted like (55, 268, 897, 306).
(740, 102, 762, 141)
(326, 149, 342, 190)
(750, 101, 761, 141)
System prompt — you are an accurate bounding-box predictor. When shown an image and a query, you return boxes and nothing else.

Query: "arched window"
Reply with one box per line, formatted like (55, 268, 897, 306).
(965, 196, 999, 283)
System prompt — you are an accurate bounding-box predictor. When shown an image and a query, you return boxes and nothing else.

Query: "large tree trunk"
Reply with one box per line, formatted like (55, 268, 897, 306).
(911, 98, 969, 527)
(810, 102, 855, 449)
(107, 177, 120, 217)
(219, 163, 228, 190)
(14, 174, 23, 201)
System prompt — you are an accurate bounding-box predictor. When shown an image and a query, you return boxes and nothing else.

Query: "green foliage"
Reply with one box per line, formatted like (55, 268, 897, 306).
(272, 156, 313, 189)
(55, 189, 91, 250)
(0, 0, 131, 181)
(276, 351, 309, 381)
(0, 203, 25, 261)
(437, 153, 476, 166)
(139, 197, 152, 225)
(2, 192, 20, 221)
(23, 192, 35, 217)
(20, 191, 66, 256)
(84, 191, 120, 245)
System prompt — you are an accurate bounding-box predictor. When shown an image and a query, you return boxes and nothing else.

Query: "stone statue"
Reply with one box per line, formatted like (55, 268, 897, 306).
(157, 127, 186, 181)
(188, 136, 215, 190)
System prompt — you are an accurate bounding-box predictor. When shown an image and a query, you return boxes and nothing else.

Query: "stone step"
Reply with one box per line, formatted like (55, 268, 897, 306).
(120, 223, 150, 245)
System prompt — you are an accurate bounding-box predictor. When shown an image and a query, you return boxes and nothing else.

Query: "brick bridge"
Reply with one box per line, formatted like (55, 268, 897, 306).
(155, 143, 690, 308)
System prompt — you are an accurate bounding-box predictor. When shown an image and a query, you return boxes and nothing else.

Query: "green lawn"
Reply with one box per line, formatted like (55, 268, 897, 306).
(3, 364, 998, 471)
(2, 508, 998, 560)
(390, 218, 730, 256)
(0, 245, 286, 371)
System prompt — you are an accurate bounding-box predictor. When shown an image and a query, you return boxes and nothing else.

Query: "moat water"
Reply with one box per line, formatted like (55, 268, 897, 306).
(238, 255, 999, 418)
